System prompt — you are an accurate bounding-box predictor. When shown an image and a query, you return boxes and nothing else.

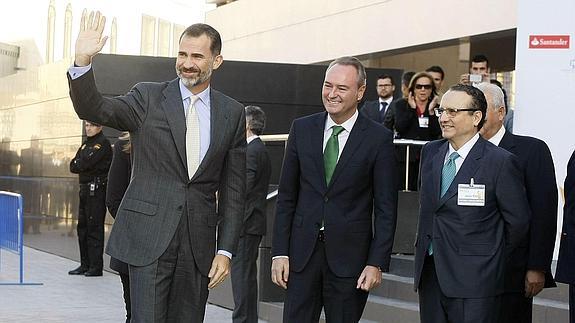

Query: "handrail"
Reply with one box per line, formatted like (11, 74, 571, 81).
(260, 134, 429, 192)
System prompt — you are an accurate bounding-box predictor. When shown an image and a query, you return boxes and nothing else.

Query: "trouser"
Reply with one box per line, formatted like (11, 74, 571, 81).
(418, 256, 501, 323)
(231, 234, 263, 323)
(129, 211, 209, 323)
(283, 238, 369, 323)
(77, 183, 106, 271)
(497, 291, 533, 323)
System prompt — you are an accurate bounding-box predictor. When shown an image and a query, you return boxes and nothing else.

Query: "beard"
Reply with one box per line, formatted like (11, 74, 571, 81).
(176, 64, 213, 88)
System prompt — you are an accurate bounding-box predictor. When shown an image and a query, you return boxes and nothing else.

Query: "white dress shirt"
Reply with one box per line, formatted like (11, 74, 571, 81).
(446, 133, 480, 174)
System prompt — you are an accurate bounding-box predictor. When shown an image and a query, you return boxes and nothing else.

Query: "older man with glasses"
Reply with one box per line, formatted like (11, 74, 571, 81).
(414, 84, 530, 323)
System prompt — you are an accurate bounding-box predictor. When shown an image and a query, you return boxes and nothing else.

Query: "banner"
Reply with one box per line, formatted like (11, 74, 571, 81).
(515, 0, 575, 258)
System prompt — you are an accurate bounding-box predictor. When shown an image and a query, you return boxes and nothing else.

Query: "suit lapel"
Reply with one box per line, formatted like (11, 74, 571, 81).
(328, 114, 368, 189)
(193, 89, 229, 179)
(161, 79, 188, 172)
(311, 113, 328, 191)
(436, 137, 485, 209)
(431, 141, 449, 204)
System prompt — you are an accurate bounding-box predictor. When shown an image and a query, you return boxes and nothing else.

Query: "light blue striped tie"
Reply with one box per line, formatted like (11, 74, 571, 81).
(429, 151, 460, 255)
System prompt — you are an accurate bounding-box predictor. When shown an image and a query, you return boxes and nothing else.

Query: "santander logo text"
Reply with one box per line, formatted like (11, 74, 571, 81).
(529, 35, 570, 49)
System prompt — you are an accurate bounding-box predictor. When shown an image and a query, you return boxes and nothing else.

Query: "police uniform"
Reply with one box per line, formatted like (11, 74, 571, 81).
(69, 130, 112, 276)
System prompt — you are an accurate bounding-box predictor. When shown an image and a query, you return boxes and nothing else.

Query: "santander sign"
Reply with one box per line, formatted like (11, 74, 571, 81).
(529, 35, 570, 49)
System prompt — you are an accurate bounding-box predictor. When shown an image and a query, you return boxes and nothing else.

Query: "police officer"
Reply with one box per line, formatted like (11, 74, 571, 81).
(68, 121, 112, 277)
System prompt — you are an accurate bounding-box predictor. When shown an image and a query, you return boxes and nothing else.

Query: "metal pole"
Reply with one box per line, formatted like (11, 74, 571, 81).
(404, 145, 410, 191)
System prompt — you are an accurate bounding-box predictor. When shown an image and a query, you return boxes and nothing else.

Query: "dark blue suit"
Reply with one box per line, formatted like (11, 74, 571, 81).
(498, 132, 558, 323)
(360, 99, 390, 124)
(414, 137, 531, 323)
(556, 150, 575, 323)
(272, 111, 398, 322)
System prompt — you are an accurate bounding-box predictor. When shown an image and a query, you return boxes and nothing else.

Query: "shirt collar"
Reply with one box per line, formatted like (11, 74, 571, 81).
(179, 80, 211, 107)
(448, 132, 480, 161)
(487, 125, 506, 146)
(379, 97, 393, 105)
(247, 135, 259, 144)
(324, 109, 359, 134)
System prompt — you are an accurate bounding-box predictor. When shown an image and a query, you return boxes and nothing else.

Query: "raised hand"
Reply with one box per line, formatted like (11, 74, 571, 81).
(75, 9, 108, 66)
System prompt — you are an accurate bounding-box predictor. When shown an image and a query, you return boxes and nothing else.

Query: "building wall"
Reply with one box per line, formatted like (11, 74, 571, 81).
(205, 0, 517, 64)
(0, 43, 20, 78)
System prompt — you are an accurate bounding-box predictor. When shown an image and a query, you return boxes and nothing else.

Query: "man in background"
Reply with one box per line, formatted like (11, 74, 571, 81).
(361, 74, 396, 124)
(460, 54, 491, 85)
(231, 106, 272, 323)
(426, 65, 445, 96)
(477, 83, 558, 323)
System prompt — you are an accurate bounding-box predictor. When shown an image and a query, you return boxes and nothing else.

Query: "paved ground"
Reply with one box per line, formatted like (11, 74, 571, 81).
(0, 247, 240, 323)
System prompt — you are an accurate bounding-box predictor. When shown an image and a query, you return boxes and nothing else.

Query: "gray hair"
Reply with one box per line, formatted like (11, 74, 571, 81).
(327, 56, 366, 88)
(475, 83, 505, 110)
(245, 105, 266, 136)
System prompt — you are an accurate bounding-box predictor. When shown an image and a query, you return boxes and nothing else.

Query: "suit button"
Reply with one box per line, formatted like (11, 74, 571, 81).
(324, 197, 329, 202)
(177, 205, 183, 211)
(426, 234, 431, 239)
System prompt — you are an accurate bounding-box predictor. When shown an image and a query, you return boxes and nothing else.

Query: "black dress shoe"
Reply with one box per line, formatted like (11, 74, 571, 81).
(68, 266, 88, 275)
(84, 269, 103, 277)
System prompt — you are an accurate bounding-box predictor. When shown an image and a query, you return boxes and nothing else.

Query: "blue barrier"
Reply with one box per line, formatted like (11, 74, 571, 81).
(0, 191, 42, 285)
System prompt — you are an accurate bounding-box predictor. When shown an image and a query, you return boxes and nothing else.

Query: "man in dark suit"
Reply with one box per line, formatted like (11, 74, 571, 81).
(271, 56, 398, 322)
(67, 10, 245, 322)
(414, 84, 530, 323)
(556, 149, 575, 323)
(231, 106, 271, 323)
(477, 83, 558, 323)
(361, 74, 395, 124)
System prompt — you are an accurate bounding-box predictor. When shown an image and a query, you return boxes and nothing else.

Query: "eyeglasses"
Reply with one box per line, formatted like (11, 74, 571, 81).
(434, 107, 479, 118)
(414, 84, 432, 90)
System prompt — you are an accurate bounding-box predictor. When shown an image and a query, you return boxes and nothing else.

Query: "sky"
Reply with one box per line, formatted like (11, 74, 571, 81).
(0, 0, 215, 62)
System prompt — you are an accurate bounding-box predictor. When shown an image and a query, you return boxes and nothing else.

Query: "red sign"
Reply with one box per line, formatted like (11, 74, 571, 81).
(529, 35, 570, 49)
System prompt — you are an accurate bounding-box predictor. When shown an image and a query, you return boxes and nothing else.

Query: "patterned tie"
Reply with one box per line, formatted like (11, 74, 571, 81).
(379, 101, 388, 123)
(185, 95, 201, 179)
(324, 125, 345, 185)
(440, 152, 460, 197)
(429, 151, 460, 255)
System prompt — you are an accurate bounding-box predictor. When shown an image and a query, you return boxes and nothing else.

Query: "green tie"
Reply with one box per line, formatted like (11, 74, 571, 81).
(324, 125, 345, 185)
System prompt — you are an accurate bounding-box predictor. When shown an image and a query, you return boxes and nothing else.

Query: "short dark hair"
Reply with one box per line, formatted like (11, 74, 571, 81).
(471, 54, 489, 68)
(377, 74, 395, 86)
(408, 72, 438, 97)
(84, 120, 101, 127)
(180, 23, 222, 56)
(425, 65, 445, 80)
(402, 71, 415, 88)
(327, 56, 366, 88)
(245, 105, 266, 136)
(447, 84, 487, 130)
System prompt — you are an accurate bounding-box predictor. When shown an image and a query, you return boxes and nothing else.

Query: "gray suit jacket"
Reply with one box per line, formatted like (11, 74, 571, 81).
(68, 69, 246, 276)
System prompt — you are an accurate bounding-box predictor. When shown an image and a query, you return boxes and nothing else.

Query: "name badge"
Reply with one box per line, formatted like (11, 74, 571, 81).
(458, 178, 485, 206)
(418, 117, 429, 128)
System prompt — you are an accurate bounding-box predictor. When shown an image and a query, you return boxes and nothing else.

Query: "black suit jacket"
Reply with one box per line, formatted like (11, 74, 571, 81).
(272, 112, 398, 277)
(106, 139, 131, 274)
(414, 137, 530, 298)
(68, 69, 246, 276)
(384, 98, 441, 141)
(556, 150, 575, 284)
(498, 131, 557, 290)
(361, 99, 391, 124)
(243, 137, 271, 236)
